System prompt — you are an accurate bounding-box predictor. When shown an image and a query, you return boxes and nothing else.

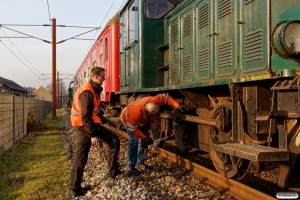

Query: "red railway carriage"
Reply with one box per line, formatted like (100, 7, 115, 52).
(73, 14, 120, 102)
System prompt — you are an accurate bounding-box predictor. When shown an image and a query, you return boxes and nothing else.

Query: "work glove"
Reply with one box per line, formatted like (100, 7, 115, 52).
(178, 104, 190, 113)
(97, 110, 107, 124)
(172, 109, 186, 124)
(144, 136, 153, 145)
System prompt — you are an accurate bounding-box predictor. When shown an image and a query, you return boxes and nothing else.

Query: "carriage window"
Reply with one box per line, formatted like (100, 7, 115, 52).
(105, 38, 108, 61)
(99, 39, 103, 67)
(92, 48, 96, 62)
(129, 1, 137, 44)
(145, 0, 174, 19)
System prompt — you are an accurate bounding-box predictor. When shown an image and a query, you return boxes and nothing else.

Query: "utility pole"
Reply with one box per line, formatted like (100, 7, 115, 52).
(52, 18, 57, 118)
(1, 20, 97, 116)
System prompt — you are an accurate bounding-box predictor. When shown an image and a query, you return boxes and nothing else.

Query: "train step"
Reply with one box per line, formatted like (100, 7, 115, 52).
(271, 76, 299, 90)
(212, 143, 289, 162)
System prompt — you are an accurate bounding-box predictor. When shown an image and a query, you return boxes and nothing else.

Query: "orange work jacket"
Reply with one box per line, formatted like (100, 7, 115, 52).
(121, 94, 180, 139)
(71, 82, 101, 126)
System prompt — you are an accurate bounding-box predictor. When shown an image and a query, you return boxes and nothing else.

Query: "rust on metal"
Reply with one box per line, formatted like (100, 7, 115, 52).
(159, 114, 217, 126)
(103, 124, 276, 200)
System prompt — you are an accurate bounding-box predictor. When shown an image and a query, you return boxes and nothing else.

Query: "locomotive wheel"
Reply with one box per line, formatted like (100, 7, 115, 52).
(209, 99, 251, 179)
(150, 118, 168, 147)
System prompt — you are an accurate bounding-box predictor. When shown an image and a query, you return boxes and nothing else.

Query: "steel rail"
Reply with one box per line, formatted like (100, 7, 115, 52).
(102, 124, 276, 200)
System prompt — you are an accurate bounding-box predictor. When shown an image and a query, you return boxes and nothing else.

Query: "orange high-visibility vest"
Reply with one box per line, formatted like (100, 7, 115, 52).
(121, 94, 180, 138)
(71, 82, 101, 126)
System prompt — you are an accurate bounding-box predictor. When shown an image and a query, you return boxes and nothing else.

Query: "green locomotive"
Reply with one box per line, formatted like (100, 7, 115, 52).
(112, 0, 300, 187)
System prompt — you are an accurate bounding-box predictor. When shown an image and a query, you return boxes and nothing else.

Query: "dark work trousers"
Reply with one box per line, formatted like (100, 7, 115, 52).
(69, 125, 120, 191)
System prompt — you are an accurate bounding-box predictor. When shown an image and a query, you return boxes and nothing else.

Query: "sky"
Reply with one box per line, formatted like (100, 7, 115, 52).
(0, 0, 126, 89)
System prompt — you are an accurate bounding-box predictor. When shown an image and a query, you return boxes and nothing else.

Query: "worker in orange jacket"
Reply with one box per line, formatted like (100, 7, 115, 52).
(121, 94, 180, 176)
(70, 67, 120, 198)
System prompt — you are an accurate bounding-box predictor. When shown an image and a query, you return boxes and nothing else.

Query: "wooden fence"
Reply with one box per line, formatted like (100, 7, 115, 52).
(0, 94, 52, 156)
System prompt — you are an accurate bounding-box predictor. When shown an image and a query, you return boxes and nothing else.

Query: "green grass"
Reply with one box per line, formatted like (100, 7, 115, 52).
(42, 110, 63, 128)
(0, 109, 70, 200)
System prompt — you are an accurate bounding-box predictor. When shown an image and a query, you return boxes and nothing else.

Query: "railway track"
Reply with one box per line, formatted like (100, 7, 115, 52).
(102, 124, 276, 200)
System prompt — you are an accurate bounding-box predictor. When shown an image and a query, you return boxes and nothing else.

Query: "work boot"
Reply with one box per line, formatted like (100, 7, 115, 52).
(125, 167, 141, 177)
(109, 169, 123, 178)
(71, 185, 91, 198)
(136, 161, 153, 171)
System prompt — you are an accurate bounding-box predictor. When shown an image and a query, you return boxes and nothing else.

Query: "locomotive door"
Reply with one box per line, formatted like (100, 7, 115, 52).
(196, 0, 213, 80)
(169, 17, 180, 84)
(215, 0, 237, 78)
(240, 0, 267, 73)
(181, 6, 194, 83)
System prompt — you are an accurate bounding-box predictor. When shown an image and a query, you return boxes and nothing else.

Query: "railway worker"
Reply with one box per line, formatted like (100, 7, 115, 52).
(121, 93, 180, 176)
(70, 67, 121, 197)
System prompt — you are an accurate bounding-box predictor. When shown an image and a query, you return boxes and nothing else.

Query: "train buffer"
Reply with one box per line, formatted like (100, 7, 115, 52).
(212, 143, 289, 162)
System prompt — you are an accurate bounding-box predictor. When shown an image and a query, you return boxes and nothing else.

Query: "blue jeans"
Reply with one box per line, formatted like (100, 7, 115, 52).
(125, 127, 148, 168)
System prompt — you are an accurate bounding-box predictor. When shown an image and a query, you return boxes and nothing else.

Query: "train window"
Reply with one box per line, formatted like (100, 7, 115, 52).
(99, 39, 103, 67)
(129, 0, 137, 44)
(121, 10, 128, 49)
(92, 48, 96, 62)
(105, 38, 108, 61)
(145, 0, 174, 19)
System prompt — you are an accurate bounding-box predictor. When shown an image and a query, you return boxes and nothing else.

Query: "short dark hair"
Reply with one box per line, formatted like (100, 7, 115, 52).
(90, 67, 105, 78)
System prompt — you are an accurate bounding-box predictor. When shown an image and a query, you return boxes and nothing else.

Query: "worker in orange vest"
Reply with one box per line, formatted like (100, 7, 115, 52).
(70, 67, 120, 198)
(121, 94, 180, 176)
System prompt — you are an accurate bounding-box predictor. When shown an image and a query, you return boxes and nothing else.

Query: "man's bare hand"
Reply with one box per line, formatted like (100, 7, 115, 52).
(91, 137, 100, 146)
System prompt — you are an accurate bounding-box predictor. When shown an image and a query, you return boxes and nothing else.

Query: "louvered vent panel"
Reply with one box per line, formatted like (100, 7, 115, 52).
(199, 49, 209, 72)
(183, 15, 192, 37)
(170, 58, 178, 79)
(199, 4, 209, 29)
(245, 0, 254, 5)
(171, 24, 178, 43)
(245, 29, 263, 62)
(219, 41, 232, 68)
(218, 0, 232, 19)
(183, 54, 192, 76)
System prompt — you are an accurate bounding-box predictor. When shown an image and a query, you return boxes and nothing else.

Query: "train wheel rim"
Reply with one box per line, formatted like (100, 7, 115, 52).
(150, 118, 167, 147)
(209, 99, 238, 178)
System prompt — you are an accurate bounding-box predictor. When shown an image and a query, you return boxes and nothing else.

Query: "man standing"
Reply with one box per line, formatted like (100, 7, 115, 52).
(120, 94, 180, 176)
(70, 67, 120, 197)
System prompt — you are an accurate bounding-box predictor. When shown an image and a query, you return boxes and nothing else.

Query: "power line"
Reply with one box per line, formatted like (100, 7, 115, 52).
(0, 24, 100, 28)
(46, 0, 52, 38)
(0, 24, 51, 26)
(0, 25, 51, 43)
(0, 40, 48, 86)
(118, 0, 126, 10)
(57, 27, 99, 44)
(77, 0, 118, 74)
(0, 28, 48, 86)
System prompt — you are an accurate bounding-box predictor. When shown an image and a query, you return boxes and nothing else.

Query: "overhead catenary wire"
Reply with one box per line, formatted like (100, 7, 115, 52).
(46, 0, 52, 38)
(57, 27, 99, 44)
(0, 40, 48, 86)
(0, 28, 48, 86)
(71, 38, 96, 41)
(118, 0, 126, 10)
(76, 0, 118, 74)
(0, 24, 51, 26)
(0, 25, 51, 43)
(0, 24, 100, 28)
